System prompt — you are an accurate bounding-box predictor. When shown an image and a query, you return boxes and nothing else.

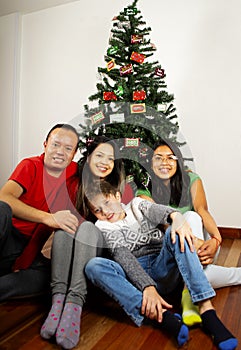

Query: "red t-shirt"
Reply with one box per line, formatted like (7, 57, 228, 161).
(10, 154, 79, 270)
(122, 183, 134, 204)
(10, 154, 79, 237)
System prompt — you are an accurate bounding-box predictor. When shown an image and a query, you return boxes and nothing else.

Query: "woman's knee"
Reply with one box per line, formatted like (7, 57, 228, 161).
(184, 211, 202, 223)
(183, 211, 203, 239)
(53, 229, 73, 250)
(75, 221, 103, 247)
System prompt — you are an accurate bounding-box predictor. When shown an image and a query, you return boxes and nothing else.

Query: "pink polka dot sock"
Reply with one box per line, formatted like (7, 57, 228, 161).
(40, 293, 65, 339)
(56, 302, 82, 349)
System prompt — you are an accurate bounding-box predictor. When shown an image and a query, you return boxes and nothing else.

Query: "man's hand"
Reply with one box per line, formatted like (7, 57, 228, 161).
(141, 286, 172, 323)
(170, 212, 194, 252)
(44, 210, 79, 234)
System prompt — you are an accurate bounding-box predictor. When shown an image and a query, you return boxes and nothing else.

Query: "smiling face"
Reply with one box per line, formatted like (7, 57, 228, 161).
(87, 143, 115, 178)
(89, 192, 125, 223)
(152, 145, 178, 183)
(43, 127, 78, 177)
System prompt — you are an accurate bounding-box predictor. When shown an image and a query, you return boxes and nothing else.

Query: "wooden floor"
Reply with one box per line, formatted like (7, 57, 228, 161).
(0, 238, 240, 350)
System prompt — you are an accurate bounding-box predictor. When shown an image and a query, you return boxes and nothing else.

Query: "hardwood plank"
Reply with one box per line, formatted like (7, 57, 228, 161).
(219, 227, 241, 239)
(216, 238, 234, 266)
(0, 238, 240, 350)
(224, 239, 241, 267)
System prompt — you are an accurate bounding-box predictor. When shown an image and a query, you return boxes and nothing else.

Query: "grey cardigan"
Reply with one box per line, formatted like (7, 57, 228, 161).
(95, 197, 175, 291)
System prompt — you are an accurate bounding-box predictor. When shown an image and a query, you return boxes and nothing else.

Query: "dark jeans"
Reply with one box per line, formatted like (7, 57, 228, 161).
(0, 201, 51, 302)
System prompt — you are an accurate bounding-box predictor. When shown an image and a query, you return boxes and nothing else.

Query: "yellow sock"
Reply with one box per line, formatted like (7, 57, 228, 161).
(181, 289, 202, 327)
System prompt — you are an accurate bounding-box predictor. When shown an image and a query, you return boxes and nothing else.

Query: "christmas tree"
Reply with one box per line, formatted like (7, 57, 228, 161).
(79, 0, 183, 188)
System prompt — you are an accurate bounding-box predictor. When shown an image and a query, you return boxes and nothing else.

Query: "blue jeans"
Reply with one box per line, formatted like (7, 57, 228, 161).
(85, 227, 215, 326)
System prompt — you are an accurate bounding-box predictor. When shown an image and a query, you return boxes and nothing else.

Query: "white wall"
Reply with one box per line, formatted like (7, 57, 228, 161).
(0, 13, 21, 186)
(1, 0, 241, 227)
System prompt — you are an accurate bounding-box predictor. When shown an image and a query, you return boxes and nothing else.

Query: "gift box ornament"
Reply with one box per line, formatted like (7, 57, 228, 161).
(124, 138, 140, 147)
(107, 59, 116, 71)
(103, 92, 117, 101)
(130, 103, 146, 113)
(157, 103, 167, 112)
(133, 90, 146, 101)
(117, 20, 131, 29)
(91, 111, 105, 124)
(130, 51, 146, 64)
(120, 63, 133, 76)
(131, 34, 143, 44)
(109, 113, 125, 123)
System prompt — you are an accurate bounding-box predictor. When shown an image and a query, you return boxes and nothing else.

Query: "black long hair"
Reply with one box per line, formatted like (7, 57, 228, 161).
(76, 135, 125, 218)
(148, 139, 191, 208)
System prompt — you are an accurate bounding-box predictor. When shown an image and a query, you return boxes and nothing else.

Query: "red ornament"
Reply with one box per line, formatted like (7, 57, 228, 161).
(133, 90, 146, 101)
(155, 68, 165, 78)
(107, 59, 116, 71)
(103, 92, 117, 101)
(131, 34, 143, 44)
(130, 51, 145, 64)
(120, 63, 133, 76)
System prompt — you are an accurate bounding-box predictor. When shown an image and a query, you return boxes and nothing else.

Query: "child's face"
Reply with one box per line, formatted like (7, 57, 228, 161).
(89, 192, 125, 223)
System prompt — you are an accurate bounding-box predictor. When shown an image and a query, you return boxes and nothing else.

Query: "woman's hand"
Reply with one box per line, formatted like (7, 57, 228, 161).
(197, 239, 219, 265)
(141, 286, 172, 323)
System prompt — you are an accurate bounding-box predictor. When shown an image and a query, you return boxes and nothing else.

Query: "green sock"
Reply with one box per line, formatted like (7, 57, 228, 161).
(181, 289, 202, 327)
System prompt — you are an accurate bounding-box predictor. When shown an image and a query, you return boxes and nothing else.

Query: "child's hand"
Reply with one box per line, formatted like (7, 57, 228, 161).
(170, 212, 194, 252)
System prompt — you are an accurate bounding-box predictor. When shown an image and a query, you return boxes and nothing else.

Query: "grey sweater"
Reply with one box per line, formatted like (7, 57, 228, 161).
(95, 197, 175, 291)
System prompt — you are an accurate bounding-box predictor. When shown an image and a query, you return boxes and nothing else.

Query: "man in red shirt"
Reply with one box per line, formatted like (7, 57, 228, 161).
(0, 123, 80, 301)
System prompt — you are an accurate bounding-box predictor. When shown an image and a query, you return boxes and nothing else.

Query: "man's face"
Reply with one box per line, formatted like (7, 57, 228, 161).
(43, 128, 78, 177)
(89, 192, 125, 223)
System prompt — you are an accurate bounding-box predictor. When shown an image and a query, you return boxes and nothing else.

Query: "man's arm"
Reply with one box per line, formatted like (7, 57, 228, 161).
(0, 180, 78, 234)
